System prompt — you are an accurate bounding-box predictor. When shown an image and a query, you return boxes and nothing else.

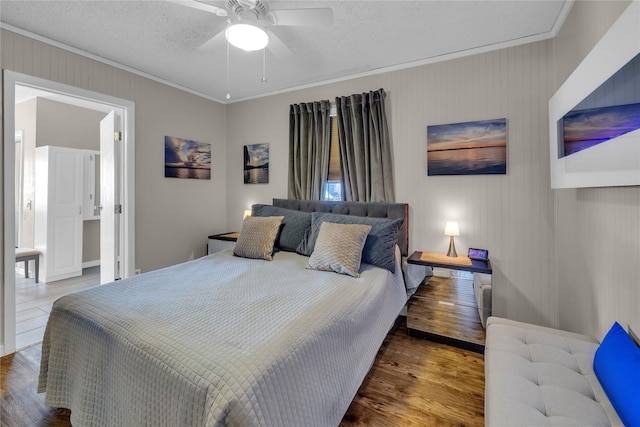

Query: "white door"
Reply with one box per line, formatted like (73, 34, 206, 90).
(100, 111, 120, 283)
(14, 131, 24, 247)
(34, 146, 84, 282)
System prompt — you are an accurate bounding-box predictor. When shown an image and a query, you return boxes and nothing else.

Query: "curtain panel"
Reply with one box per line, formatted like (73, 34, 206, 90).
(288, 100, 332, 200)
(335, 88, 395, 203)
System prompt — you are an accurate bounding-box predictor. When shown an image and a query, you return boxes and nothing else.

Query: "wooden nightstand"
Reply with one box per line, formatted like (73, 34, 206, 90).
(406, 251, 492, 353)
(208, 232, 239, 255)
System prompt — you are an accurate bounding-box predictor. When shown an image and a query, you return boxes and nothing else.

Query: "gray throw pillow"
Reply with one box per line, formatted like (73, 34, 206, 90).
(306, 222, 371, 277)
(252, 204, 312, 252)
(233, 216, 284, 261)
(297, 212, 403, 273)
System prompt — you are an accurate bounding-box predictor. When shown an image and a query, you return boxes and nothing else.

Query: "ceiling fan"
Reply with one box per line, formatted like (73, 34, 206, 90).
(172, 0, 334, 52)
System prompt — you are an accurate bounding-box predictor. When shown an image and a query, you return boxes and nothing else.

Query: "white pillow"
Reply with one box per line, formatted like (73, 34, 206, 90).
(306, 222, 371, 277)
(233, 216, 284, 261)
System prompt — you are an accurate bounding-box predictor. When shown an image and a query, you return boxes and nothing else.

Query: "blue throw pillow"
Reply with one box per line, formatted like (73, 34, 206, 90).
(251, 205, 312, 252)
(297, 212, 403, 273)
(593, 321, 640, 426)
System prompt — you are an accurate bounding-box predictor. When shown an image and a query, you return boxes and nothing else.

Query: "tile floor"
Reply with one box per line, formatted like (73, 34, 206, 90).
(15, 266, 100, 350)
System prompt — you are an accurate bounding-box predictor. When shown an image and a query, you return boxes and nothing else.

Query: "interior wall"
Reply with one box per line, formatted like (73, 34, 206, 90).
(35, 98, 104, 149)
(227, 39, 559, 327)
(1, 28, 227, 350)
(551, 0, 638, 341)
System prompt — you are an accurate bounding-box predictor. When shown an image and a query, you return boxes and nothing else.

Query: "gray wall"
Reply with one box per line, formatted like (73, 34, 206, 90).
(226, 0, 638, 339)
(35, 98, 104, 150)
(1, 28, 228, 350)
(552, 0, 638, 341)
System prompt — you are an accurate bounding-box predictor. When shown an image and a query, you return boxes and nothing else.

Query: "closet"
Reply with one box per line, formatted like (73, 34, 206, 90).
(34, 146, 99, 282)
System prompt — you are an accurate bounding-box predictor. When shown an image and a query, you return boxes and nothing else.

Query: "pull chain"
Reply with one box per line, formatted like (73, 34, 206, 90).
(261, 48, 268, 83)
(226, 37, 231, 99)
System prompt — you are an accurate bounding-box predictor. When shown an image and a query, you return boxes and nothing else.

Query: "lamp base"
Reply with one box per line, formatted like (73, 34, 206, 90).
(446, 236, 457, 257)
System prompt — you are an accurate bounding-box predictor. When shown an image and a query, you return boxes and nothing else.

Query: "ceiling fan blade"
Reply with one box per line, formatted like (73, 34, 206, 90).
(267, 8, 333, 27)
(197, 28, 227, 51)
(168, 0, 228, 16)
(266, 31, 293, 59)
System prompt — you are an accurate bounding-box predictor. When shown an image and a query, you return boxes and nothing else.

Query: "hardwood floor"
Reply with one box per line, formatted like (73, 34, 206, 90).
(1, 322, 484, 426)
(15, 267, 101, 350)
(341, 323, 484, 426)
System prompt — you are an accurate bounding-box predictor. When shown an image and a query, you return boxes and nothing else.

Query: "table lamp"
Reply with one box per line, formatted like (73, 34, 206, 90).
(243, 209, 252, 219)
(444, 221, 460, 257)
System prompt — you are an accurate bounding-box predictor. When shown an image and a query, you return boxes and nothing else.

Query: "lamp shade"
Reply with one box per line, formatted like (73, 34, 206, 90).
(444, 221, 460, 236)
(225, 24, 268, 52)
(243, 209, 252, 219)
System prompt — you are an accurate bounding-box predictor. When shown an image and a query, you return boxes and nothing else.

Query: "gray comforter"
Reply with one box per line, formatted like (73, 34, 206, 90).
(38, 249, 406, 426)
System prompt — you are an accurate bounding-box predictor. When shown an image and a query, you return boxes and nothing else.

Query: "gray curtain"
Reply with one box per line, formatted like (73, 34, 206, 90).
(288, 100, 332, 200)
(335, 88, 395, 202)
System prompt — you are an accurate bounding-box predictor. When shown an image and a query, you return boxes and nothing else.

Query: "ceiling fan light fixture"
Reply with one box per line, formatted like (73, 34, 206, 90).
(225, 24, 268, 52)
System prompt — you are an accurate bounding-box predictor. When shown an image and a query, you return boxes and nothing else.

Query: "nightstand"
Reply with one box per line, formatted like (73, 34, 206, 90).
(208, 232, 239, 255)
(406, 251, 492, 353)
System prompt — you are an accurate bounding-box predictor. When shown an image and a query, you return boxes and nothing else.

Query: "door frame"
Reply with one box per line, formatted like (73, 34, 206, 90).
(2, 70, 136, 356)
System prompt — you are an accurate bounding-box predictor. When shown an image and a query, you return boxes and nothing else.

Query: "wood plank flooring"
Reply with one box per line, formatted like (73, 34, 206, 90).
(15, 267, 100, 350)
(1, 322, 484, 426)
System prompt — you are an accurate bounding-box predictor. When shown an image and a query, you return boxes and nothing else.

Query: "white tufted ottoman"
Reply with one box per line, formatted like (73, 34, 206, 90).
(484, 317, 623, 426)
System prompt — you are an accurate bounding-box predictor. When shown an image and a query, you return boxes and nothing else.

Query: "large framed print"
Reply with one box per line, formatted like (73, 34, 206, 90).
(427, 118, 507, 176)
(549, 1, 640, 189)
(164, 136, 211, 180)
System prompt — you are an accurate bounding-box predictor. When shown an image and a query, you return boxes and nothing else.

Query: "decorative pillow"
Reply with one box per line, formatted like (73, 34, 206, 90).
(251, 204, 312, 252)
(233, 216, 284, 261)
(306, 222, 371, 277)
(593, 321, 640, 427)
(298, 212, 403, 273)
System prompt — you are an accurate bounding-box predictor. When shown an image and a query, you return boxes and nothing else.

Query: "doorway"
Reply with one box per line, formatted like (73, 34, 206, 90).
(2, 71, 136, 356)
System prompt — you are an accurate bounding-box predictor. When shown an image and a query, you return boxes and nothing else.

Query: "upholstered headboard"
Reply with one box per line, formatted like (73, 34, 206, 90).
(272, 199, 409, 257)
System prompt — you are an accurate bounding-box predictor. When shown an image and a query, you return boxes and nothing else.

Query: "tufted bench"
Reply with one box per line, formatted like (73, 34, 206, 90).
(485, 317, 623, 426)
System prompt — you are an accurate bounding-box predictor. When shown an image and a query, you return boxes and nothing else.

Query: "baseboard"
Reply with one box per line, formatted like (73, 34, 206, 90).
(82, 260, 100, 269)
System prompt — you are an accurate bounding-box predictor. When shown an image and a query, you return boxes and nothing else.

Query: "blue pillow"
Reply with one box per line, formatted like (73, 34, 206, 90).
(251, 205, 312, 252)
(297, 212, 403, 273)
(593, 321, 640, 426)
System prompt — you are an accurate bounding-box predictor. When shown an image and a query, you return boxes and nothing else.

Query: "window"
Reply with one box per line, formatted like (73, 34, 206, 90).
(322, 116, 343, 201)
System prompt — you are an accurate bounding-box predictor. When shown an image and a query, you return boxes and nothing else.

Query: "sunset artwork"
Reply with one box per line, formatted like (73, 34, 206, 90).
(427, 118, 507, 175)
(561, 103, 640, 157)
(165, 136, 211, 179)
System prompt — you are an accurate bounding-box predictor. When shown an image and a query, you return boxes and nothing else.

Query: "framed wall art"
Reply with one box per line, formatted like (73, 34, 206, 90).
(549, 1, 640, 189)
(244, 143, 269, 184)
(164, 136, 211, 179)
(427, 118, 507, 176)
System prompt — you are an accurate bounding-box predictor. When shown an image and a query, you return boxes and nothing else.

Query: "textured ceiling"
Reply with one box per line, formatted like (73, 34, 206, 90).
(0, 0, 572, 103)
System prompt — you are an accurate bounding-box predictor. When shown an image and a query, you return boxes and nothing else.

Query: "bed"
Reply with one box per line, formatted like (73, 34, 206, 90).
(38, 199, 409, 426)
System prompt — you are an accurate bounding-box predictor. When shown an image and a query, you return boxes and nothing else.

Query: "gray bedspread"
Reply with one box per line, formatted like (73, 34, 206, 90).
(38, 248, 406, 426)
